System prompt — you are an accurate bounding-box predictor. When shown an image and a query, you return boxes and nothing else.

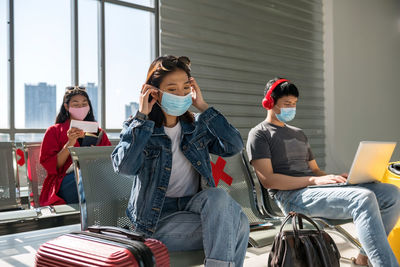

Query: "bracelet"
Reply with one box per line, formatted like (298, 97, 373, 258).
(135, 111, 148, 121)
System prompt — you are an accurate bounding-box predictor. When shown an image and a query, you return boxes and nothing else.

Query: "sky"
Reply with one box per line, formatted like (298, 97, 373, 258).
(1, 0, 153, 130)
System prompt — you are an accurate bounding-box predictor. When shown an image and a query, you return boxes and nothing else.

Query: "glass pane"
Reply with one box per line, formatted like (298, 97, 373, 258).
(105, 4, 153, 129)
(120, 0, 154, 8)
(0, 134, 10, 142)
(79, 0, 100, 122)
(14, 133, 45, 143)
(106, 132, 121, 140)
(0, 0, 8, 128)
(14, 0, 71, 129)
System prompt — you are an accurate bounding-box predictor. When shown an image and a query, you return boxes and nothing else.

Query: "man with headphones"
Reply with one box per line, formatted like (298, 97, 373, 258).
(246, 77, 400, 267)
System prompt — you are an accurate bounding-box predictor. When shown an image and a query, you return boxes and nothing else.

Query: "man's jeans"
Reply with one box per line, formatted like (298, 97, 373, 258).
(152, 188, 250, 267)
(274, 182, 400, 267)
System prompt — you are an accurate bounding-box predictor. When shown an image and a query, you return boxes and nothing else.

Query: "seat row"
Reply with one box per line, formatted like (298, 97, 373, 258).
(0, 141, 360, 253)
(69, 145, 361, 250)
(0, 141, 45, 211)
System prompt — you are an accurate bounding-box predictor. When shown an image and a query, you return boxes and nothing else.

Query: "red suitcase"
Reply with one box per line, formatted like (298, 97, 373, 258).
(35, 226, 170, 267)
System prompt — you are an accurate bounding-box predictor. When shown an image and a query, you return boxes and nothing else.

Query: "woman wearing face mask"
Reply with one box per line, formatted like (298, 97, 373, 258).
(112, 55, 249, 266)
(39, 86, 111, 206)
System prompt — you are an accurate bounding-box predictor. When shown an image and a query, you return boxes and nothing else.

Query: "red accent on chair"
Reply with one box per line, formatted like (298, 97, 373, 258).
(211, 157, 233, 186)
(16, 148, 25, 166)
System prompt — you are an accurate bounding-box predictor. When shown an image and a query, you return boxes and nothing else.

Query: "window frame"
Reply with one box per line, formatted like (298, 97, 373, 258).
(1, 0, 159, 140)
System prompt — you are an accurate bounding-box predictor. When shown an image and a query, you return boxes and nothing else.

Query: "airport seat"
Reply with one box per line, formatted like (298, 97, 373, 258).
(241, 150, 362, 250)
(0, 142, 22, 211)
(69, 146, 205, 266)
(24, 142, 47, 208)
(69, 146, 131, 231)
(109, 138, 120, 146)
(210, 151, 282, 247)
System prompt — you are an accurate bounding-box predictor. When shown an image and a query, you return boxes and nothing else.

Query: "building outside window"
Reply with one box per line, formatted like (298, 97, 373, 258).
(24, 83, 57, 129)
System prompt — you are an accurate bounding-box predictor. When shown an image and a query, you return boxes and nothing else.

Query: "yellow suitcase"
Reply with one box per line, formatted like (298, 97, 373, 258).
(382, 162, 400, 263)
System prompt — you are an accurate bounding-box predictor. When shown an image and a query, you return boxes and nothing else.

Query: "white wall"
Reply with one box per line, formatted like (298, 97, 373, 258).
(324, 0, 400, 173)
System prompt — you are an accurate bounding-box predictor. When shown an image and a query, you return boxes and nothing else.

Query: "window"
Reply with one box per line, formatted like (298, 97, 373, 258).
(106, 132, 122, 140)
(15, 133, 44, 143)
(79, 0, 100, 122)
(105, 3, 153, 128)
(14, 0, 71, 129)
(0, 134, 9, 142)
(0, 0, 8, 129)
(0, 0, 157, 139)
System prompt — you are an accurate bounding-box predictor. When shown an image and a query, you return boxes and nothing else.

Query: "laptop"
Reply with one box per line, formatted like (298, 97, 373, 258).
(308, 141, 396, 188)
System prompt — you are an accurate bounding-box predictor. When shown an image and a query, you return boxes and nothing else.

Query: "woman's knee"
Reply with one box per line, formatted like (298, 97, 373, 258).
(205, 188, 231, 205)
(209, 191, 249, 238)
(203, 188, 242, 214)
(239, 212, 250, 237)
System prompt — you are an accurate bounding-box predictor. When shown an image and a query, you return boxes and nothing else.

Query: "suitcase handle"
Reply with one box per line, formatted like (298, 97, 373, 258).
(88, 225, 145, 242)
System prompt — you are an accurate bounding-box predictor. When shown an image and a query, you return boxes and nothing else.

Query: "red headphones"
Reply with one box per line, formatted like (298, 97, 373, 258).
(262, 79, 289, 110)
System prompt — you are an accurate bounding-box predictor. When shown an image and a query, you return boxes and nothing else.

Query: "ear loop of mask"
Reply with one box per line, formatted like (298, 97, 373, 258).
(154, 89, 162, 108)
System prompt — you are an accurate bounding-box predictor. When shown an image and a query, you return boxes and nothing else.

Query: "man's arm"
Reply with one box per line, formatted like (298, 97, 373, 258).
(308, 159, 327, 176)
(308, 159, 349, 178)
(252, 158, 347, 190)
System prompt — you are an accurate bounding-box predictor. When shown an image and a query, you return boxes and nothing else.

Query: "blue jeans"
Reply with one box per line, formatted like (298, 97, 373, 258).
(274, 182, 400, 267)
(152, 188, 250, 267)
(57, 172, 79, 204)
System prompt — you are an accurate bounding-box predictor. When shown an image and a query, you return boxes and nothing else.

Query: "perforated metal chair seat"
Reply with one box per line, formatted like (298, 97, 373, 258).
(25, 142, 47, 208)
(0, 142, 22, 211)
(210, 151, 281, 247)
(210, 152, 270, 224)
(69, 146, 132, 231)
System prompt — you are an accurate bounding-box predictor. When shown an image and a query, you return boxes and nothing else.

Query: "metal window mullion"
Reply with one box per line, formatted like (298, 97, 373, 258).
(104, 0, 155, 12)
(71, 0, 79, 86)
(154, 0, 160, 57)
(98, 0, 106, 129)
(0, 129, 46, 133)
(7, 0, 15, 140)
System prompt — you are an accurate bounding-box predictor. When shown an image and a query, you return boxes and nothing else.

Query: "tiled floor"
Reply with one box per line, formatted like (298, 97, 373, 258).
(0, 223, 360, 267)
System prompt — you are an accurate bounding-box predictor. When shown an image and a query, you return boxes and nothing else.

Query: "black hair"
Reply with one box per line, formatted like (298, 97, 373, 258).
(55, 88, 95, 124)
(145, 55, 194, 128)
(264, 77, 299, 104)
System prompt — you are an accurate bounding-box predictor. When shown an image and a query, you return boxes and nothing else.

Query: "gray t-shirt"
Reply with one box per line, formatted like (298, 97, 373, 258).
(246, 121, 315, 195)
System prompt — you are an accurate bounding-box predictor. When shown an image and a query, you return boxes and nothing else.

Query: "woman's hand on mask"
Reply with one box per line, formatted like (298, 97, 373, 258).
(190, 77, 209, 112)
(67, 127, 84, 146)
(139, 84, 158, 115)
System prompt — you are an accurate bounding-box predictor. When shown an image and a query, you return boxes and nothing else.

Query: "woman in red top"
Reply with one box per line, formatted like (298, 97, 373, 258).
(39, 86, 111, 206)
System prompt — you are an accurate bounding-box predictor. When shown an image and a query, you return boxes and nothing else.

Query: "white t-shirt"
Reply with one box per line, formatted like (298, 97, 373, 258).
(164, 121, 199, 197)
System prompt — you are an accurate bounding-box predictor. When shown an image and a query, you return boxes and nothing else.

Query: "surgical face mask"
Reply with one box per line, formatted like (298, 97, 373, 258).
(69, 106, 90, 120)
(276, 107, 296, 123)
(160, 91, 192, 116)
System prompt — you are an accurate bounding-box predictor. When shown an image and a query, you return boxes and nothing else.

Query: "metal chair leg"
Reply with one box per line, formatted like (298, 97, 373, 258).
(333, 224, 362, 250)
(316, 219, 362, 250)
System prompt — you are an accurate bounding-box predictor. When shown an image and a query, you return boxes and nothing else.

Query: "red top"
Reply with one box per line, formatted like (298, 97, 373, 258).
(39, 120, 111, 206)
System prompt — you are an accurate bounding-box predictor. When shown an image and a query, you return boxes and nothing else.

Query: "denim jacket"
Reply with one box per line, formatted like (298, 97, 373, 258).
(111, 107, 243, 236)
